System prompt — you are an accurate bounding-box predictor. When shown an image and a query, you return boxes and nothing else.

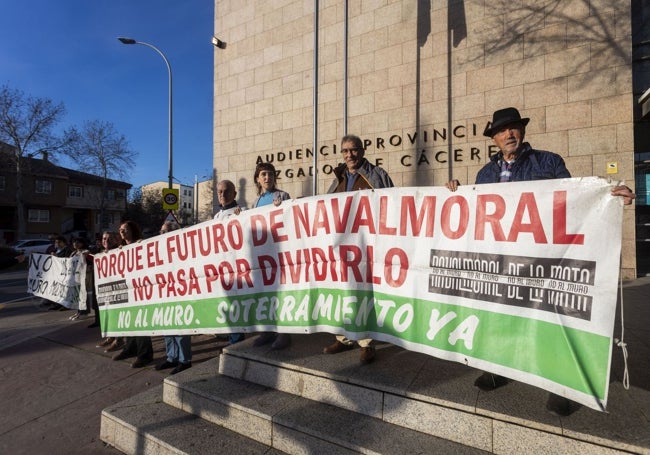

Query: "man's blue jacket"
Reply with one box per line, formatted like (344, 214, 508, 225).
(475, 142, 571, 184)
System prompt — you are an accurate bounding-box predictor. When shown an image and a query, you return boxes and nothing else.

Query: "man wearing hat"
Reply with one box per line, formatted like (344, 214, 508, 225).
(447, 107, 635, 415)
(449, 107, 572, 186)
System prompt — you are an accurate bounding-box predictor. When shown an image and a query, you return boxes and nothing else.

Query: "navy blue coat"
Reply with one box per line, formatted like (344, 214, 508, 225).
(475, 143, 571, 184)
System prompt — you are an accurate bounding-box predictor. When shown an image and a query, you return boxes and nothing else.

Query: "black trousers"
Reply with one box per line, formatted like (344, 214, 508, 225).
(122, 336, 153, 360)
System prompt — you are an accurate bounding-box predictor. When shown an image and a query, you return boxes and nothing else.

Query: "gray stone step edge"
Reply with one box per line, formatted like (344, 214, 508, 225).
(100, 385, 288, 455)
(162, 357, 630, 455)
(163, 365, 491, 454)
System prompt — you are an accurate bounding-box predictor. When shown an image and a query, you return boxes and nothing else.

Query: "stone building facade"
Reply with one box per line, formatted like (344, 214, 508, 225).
(213, 0, 643, 278)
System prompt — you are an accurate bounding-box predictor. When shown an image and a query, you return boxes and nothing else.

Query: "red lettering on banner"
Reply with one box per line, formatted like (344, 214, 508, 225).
(312, 248, 329, 281)
(378, 196, 397, 235)
(441, 196, 469, 239)
(331, 196, 353, 233)
(553, 191, 585, 244)
(475, 190, 583, 244)
(292, 203, 310, 238)
(384, 248, 408, 287)
(210, 224, 228, 253)
(251, 214, 268, 246)
(147, 241, 164, 267)
(278, 250, 301, 283)
(155, 267, 201, 298)
(475, 194, 507, 241)
(258, 255, 276, 285)
(313, 200, 331, 235)
(185, 230, 198, 258)
(133, 276, 154, 301)
(269, 208, 288, 242)
(400, 196, 436, 237)
(258, 245, 390, 286)
(203, 259, 253, 291)
(351, 196, 376, 233)
(507, 192, 547, 243)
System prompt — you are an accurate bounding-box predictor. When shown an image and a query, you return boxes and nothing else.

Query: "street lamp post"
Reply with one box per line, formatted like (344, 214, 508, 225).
(118, 37, 174, 189)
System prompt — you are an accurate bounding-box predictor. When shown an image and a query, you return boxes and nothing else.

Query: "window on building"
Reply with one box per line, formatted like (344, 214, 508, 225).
(115, 190, 124, 200)
(107, 189, 115, 200)
(68, 185, 83, 198)
(35, 179, 52, 194)
(96, 212, 116, 226)
(28, 209, 50, 223)
(0, 176, 5, 191)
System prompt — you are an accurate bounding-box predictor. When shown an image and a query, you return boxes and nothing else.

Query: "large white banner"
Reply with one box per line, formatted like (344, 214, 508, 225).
(28, 253, 87, 309)
(94, 177, 624, 411)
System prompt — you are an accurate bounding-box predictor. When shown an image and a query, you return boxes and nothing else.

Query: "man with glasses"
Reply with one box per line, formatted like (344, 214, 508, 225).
(323, 134, 394, 364)
(327, 134, 394, 193)
(213, 179, 245, 345)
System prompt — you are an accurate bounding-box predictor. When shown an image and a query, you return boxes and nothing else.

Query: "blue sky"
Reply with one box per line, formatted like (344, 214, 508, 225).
(0, 0, 216, 190)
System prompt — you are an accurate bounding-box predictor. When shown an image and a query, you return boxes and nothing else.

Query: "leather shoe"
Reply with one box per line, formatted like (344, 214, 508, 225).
(112, 350, 131, 361)
(323, 340, 353, 354)
(105, 339, 124, 352)
(155, 360, 178, 371)
(474, 372, 508, 391)
(96, 337, 113, 348)
(131, 357, 153, 368)
(253, 332, 276, 347)
(170, 363, 192, 375)
(359, 346, 375, 364)
(271, 334, 291, 350)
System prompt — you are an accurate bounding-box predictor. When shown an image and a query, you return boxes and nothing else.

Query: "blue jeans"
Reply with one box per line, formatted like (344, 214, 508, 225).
(164, 336, 192, 364)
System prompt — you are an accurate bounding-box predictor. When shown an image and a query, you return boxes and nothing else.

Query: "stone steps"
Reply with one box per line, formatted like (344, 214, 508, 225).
(101, 333, 650, 454)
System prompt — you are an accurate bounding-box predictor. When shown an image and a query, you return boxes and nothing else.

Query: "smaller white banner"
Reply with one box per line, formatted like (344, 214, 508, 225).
(27, 253, 87, 309)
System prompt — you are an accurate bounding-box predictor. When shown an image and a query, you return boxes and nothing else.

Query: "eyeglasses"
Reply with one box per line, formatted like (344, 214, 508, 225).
(341, 148, 362, 155)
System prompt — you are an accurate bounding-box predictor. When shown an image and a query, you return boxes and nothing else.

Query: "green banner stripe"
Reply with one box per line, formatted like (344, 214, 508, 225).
(100, 287, 609, 398)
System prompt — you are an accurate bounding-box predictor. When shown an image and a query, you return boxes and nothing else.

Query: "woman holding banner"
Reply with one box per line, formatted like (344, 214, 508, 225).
(250, 162, 292, 350)
(68, 237, 92, 321)
(111, 221, 154, 368)
(96, 231, 123, 349)
(155, 221, 193, 375)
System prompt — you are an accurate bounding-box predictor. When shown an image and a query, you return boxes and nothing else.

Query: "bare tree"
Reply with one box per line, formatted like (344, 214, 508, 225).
(0, 84, 68, 238)
(63, 120, 137, 230)
(124, 187, 166, 237)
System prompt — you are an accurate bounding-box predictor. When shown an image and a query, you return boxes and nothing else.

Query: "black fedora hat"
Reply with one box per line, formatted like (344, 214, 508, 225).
(483, 107, 529, 137)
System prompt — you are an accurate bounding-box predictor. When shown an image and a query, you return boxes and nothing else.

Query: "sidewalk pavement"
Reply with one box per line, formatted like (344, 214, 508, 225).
(0, 282, 228, 455)
(0, 271, 648, 454)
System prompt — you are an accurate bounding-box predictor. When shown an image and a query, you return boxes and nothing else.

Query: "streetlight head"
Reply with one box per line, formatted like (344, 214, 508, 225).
(118, 37, 137, 45)
(211, 36, 226, 49)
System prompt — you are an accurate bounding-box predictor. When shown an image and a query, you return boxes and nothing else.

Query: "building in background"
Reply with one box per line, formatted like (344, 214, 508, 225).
(212, 0, 649, 278)
(139, 177, 214, 229)
(0, 144, 131, 244)
(195, 177, 215, 223)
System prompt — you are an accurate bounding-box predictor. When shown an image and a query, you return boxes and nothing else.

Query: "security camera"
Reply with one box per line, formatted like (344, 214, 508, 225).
(211, 36, 227, 49)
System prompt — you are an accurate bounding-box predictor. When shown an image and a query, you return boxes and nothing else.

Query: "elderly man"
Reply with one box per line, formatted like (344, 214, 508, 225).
(447, 107, 635, 416)
(214, 179, 242, 219)
(213, 179, 245, 345)
(447, 107, 635, 202)
(323, 134, 395, 364)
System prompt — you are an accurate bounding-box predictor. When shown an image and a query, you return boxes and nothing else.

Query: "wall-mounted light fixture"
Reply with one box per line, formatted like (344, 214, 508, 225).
(211, 36, 227, 49)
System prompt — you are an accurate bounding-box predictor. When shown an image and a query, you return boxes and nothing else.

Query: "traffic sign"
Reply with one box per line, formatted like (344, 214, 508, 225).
(162, 188, 179, 210)
(164, 210, 179, 224)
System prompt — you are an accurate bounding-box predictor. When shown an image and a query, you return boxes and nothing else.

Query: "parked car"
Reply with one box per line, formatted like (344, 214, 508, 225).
(8, 239, 53, 255)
